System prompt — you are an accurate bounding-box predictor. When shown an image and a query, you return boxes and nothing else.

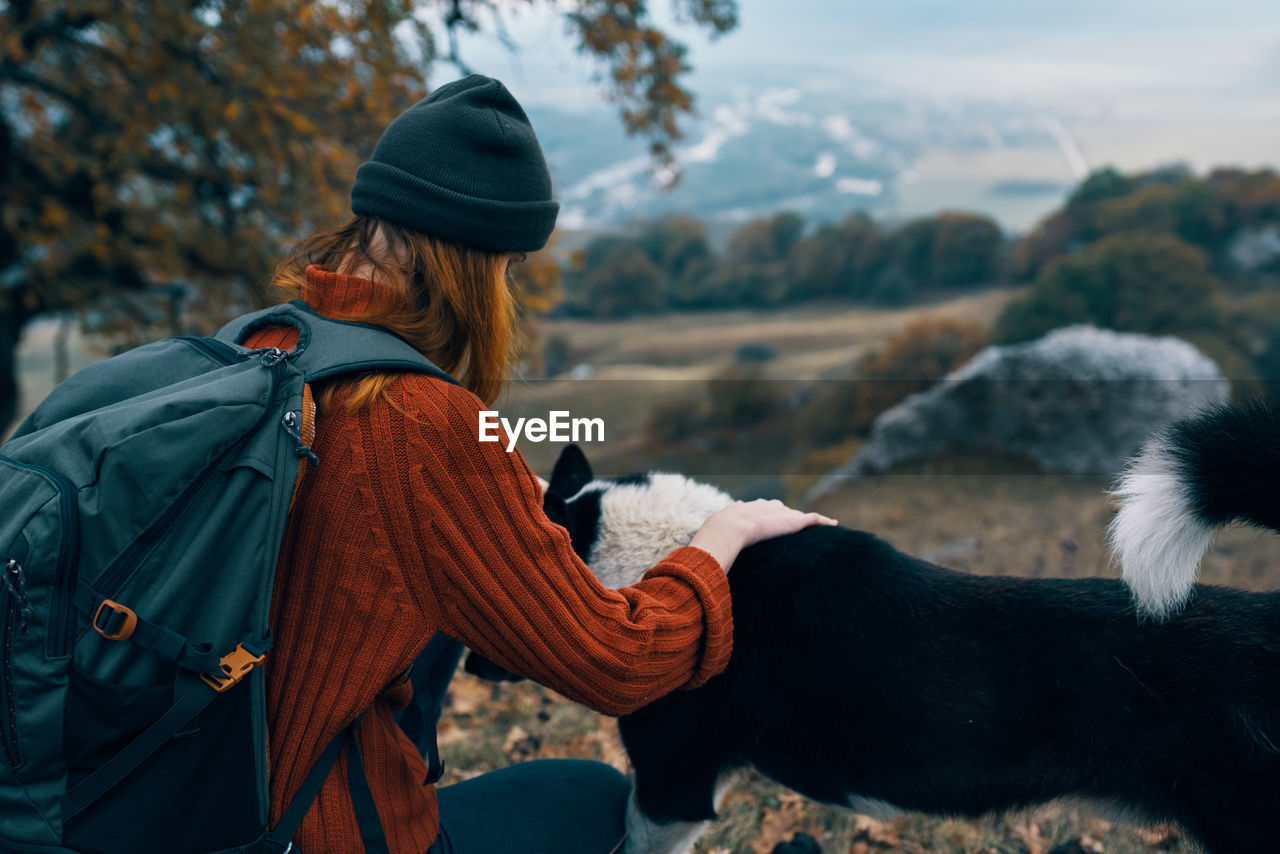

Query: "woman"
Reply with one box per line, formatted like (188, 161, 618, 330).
(251, 74, 836, 854)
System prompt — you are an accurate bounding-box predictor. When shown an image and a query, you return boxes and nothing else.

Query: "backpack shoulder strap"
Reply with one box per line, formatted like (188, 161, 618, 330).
(215, 300, 459, 386)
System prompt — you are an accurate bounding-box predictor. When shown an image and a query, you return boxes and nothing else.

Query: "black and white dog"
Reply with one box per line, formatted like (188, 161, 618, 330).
(478, 399, 1280, 854)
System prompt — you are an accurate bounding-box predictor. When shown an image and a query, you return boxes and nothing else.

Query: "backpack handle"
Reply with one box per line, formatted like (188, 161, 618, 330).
(225, 309, 313, 353)
(216, 301, 458, 386)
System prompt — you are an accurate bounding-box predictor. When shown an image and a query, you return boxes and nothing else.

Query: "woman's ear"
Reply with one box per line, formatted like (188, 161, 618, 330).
(548, 444, 593, 498)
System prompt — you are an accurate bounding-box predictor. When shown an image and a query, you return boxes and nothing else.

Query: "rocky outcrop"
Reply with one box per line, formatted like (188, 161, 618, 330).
(804, 326, 1229, 503)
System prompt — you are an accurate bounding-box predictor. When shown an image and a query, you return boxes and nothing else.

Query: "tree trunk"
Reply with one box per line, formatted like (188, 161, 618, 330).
(53, 314, 71, 384)
(0, 282, 33, 438)
(0, 305, 24, 438)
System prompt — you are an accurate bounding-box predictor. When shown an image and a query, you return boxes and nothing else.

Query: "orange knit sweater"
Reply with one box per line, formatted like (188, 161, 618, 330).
(246, 265, 733, 854)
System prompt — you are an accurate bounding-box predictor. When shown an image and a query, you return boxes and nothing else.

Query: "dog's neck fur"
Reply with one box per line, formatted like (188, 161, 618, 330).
(577, 473, 733, 589)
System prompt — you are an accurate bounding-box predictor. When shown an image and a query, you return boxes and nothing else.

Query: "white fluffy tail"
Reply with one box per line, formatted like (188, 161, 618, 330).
(1109, 438, 1216, 620)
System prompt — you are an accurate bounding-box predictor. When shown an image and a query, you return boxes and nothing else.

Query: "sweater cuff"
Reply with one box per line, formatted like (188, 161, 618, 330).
(645, 545, 734, 689)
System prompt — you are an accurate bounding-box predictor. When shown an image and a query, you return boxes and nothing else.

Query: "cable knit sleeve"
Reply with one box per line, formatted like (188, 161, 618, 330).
(377, 376, 733, 717)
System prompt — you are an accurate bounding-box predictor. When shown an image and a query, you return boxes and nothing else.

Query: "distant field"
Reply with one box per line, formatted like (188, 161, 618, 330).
(531, 289, 1013, 374)
(503, 288, 1019, 487)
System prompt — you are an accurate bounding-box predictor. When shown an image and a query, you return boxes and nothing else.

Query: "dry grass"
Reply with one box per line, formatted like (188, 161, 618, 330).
(504, 290, 1020, 478)
(539, 290, 1016, 372)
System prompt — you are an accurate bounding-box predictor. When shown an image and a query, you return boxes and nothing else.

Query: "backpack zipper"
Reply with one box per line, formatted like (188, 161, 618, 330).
(0, 458, 81, 658)
(1, 565, 21, 766)
(177, 336, 239, 365)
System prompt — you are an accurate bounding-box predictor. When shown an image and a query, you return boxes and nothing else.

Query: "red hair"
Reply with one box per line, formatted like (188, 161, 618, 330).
(270, 215, 520, 410)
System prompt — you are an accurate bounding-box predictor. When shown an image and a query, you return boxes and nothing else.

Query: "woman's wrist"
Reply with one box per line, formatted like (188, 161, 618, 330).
(688, 500, 837, 573)
(687, 521, 747, 572)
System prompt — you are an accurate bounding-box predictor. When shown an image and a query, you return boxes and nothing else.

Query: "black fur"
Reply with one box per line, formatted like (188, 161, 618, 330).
(463, 648, 526, 682)
(1166, 397, 1280, 532)
(545, 443, 1280, 854)
(549, 444, 594, 499)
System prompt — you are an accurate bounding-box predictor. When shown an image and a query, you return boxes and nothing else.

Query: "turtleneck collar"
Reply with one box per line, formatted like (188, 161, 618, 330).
(302, 264, 382, 318)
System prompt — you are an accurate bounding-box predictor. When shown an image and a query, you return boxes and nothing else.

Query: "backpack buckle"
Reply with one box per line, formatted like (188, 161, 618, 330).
(92, 599, 138, 641)
(201, 643, 267, 693)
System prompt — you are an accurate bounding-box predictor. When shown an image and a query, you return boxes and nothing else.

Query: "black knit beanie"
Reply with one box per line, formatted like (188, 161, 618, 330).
(350, 75, 559, 253)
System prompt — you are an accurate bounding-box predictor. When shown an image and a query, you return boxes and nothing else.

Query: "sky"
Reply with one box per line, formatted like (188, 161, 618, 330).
(439, 0, 1280, 175)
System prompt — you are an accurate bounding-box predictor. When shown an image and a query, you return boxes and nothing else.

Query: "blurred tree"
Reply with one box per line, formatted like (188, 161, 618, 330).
(566, 0, 737, 163)
(786, 223, 847, 300)
(1013, 165, 1280, 281)
(787, 211, 884, 301)
(1091, 184, 1182, 238)
(717, 211, 804, 306)
(668, 253, 733, 309)
(637, 215, 711, 283)
(880, 212, 1004, 292)
(1011, 209, 1073, 281)
(635, 214, 715, 309)
(583, 241, 665, 317)
(928, 212, 1003, 288)
(0, 0, 737, 430)
(993, 232, 1224, 344)
(1169, 181, 1231, 251)
(728, 211, 804, 267)
(1064, 166, 1134, 239)
(1208, 167, 1280, 237)
(884, 216, 936, 288)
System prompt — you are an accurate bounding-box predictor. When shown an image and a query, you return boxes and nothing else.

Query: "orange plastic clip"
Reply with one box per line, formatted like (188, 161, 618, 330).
(201, 644, 267, 693)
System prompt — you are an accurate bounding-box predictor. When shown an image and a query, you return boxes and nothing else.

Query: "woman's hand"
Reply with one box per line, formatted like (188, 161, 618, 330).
(688, 499, 837, 572)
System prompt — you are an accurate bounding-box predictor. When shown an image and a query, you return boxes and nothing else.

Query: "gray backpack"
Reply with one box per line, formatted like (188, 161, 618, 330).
(0, 301, 453, 853)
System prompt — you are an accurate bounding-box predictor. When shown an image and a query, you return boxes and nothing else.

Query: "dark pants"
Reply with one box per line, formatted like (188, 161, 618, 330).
(426, 759, 630, 854)
(399, 637, 630, 854)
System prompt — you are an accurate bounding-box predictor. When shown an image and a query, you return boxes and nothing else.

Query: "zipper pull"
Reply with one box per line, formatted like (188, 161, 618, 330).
(237, 347, 297, 367)
(282, 412, 321, 467)
(3, 560, 34, 635)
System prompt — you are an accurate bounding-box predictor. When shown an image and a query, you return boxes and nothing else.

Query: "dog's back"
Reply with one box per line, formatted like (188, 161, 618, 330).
(620, 523, 1280, 849)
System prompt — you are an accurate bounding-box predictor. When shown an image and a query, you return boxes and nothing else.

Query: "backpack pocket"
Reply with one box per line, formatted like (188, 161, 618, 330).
(0, 458, 79, 842)
(61, 664, 262, 853)
(0, 458, 80, 660)
(64, 664, 177, 783)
